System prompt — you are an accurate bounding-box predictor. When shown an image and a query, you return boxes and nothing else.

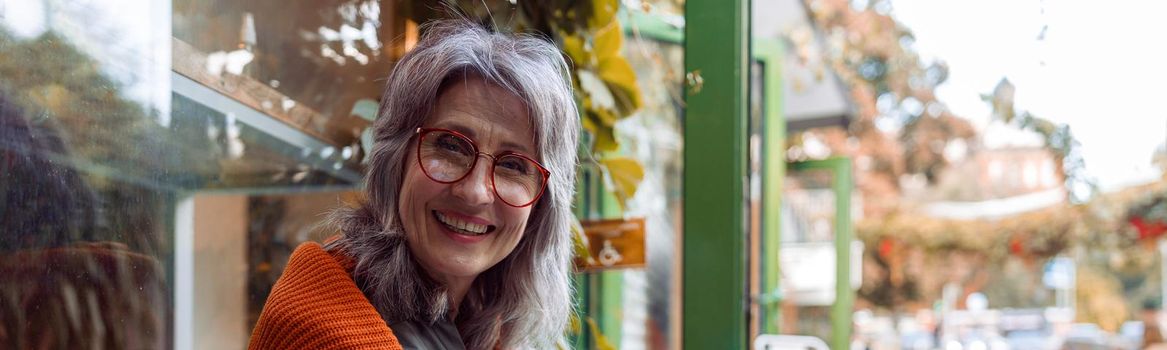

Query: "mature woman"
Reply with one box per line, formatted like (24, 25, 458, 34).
(249, 19, 579, 349)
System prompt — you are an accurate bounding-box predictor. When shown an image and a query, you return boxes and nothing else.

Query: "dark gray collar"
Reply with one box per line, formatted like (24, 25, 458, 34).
(389, 318, 466, 350)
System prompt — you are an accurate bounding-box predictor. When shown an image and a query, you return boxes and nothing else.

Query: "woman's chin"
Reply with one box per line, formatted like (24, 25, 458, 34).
(425, 255, 489, 280)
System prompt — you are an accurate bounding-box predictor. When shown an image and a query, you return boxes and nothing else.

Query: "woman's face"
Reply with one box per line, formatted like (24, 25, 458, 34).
(399, 77, 537, 284)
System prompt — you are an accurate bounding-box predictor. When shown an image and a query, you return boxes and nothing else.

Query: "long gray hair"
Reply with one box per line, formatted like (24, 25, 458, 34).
(325, 19, 579, 349)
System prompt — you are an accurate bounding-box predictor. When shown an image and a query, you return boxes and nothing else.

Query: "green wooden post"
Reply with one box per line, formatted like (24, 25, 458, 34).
(683, 0, 750, 348)
(597, 271, 623, 346)
(597, 182, 624, 346)
(571, 272, 589, 349)
(571, 165, 591, 350)
(831, 158, 853, 350)
(790, 158, 853, 350)
(753, 40, 786, 336)
(831, 158, 854, 350)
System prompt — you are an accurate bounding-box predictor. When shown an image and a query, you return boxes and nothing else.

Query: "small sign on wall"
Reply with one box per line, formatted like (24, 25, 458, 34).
(574, 217, 646, 272)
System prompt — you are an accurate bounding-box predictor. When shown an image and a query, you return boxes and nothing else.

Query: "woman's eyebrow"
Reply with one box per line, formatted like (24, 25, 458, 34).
(443, 123, 476, 138)
(437, 121, 535, 155)
(501, 140, 535, 156)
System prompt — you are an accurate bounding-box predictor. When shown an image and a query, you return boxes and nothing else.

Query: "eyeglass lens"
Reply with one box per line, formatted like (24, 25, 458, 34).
(418, 130, 545, 206)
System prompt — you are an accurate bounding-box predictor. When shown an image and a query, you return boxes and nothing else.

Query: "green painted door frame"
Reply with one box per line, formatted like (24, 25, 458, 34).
(789, 158, 854, 350)
(683, 0, 750, 348)
(753, 40, 786, 337)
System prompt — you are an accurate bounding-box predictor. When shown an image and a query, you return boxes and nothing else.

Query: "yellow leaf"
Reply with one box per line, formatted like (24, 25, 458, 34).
(560, 32, 589, 67)
(592, 20, 623, 59)
(598, 56, 643, 115)
(571, 218, 595, 266)
(579, 69, 617, 112)
(587, 109, 620, 153)
(588, 0, 618, 29)
(601, 157, 645, 209)
(592, 106, 619, 127)
(580, 110, 598, 134)
(586, 317, 617, 350)
(594, 130, 619, 153)
(592, 126, 619, 154)
(568, 312, 583, 336)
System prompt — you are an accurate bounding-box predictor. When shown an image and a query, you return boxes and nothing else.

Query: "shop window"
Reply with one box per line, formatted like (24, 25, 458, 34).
(2, 0, 404, 347)
(1, 1, 174, 347)
(613, 35, 685, 349)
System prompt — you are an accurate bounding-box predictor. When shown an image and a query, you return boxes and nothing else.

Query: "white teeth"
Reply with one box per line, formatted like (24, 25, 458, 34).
(435, 211, 488, 235)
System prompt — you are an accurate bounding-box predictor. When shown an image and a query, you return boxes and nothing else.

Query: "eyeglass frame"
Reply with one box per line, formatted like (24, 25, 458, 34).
(414, 127, 551, 208)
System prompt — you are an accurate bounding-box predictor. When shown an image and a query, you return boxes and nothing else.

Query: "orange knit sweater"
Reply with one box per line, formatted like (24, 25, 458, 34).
(248, 242, 403, 350)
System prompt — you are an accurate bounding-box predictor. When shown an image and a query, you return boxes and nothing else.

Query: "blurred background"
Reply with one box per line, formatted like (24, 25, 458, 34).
(0, 0, 1164, 349)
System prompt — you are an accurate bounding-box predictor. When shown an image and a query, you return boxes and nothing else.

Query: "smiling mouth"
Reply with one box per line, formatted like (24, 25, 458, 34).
(433, 210, 497, 236)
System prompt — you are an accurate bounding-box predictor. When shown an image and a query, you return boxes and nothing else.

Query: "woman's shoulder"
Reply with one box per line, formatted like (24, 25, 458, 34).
(248, 241, 403, 350)
(272, 241, 354, 291)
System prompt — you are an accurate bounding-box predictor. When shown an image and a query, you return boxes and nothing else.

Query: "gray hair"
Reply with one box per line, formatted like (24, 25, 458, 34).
(326, 19, 579, 349)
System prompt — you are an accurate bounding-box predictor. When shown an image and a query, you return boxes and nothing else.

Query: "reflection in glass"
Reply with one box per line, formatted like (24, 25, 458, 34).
(617, 35, 684, 349)
(173, 0, 409, 127)
(0, 28, 169, 348)
(2, 0, 379, 347)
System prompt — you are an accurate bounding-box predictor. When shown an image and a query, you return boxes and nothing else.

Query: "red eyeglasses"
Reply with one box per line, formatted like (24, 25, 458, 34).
(415, 128, 550, 207)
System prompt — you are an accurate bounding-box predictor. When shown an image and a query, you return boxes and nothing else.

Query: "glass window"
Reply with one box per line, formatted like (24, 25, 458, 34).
(172, 1, 410, 347)
(172, 0, 408, 143)
(615, 34, 685, 350)
(2, 0, 396, 347)
(2, 1, 175, 348)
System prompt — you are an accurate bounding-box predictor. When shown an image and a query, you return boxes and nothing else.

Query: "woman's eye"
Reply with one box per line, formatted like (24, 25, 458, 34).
(436, 135, 471, 154)
(499, 159, 529, 173)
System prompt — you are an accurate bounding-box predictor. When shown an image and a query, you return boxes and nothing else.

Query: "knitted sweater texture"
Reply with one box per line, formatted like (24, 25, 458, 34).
(248, 242, 403, 349)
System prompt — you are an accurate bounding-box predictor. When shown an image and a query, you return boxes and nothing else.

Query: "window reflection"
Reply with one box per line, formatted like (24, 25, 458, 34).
(3, 0, 386, 347)
(173, 0, 408, 133)
(1, 2, 174, 347)
(0, 84, 169, 349)
(618, 36, 685, 349)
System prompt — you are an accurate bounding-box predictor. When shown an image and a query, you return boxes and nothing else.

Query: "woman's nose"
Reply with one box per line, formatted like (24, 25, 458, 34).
(450, 156, 494, 206)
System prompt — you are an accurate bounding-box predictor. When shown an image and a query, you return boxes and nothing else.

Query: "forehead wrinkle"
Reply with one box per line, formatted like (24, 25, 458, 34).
(432, 80, 535, 156)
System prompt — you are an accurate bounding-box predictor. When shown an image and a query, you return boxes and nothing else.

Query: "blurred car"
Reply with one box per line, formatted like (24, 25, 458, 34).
(1062, 323, 1137, 350)
(899, 330, 935, 350)
(1003, 329, 1060, 350)
(1117, 321, 1144, 349)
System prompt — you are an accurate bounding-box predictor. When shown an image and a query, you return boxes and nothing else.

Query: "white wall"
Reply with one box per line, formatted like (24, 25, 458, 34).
(192, 195, 249, 350)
